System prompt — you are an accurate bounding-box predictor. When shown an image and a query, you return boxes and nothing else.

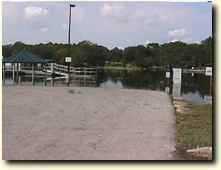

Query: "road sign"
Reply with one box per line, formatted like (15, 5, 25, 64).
(173, 68, 182, 84)
(65, 57, 72, 63)
(166, 72, 170, 78)
(205, 67, 212, 76)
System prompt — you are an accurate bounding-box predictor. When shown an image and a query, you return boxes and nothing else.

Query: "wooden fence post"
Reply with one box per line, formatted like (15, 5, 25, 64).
(16, 63, 19, 84)
(32, 64, 35, 85)
(84, 67, 86, 86)
(12, 63, 15, 84)
(2, 62, 5, 85)
(18, 63, 21, 84)
(43, 64, 47, 86)
(51, 63, 54, 86)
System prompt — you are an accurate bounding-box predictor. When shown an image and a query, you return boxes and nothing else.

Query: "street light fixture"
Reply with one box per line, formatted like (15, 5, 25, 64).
(66, 4, 75, 86)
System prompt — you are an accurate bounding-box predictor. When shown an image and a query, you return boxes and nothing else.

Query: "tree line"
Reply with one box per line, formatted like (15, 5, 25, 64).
(2, 37, 212, 68)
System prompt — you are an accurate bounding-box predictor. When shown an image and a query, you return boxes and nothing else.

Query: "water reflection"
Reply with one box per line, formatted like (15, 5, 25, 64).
(4, 69, 212, 105)
(172, 83, 182, 100)
(97, 69, 212, 105)
(98, 69, 165, 91)
(165, 86, 170, 94)
(182, 91, 211, 104)
(100, 79, 123, 88)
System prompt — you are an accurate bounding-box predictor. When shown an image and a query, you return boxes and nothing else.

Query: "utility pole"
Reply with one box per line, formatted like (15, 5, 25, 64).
(66, 4, 75, 86)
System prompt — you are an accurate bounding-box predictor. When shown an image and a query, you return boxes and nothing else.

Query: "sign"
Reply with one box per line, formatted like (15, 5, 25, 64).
(205, 67, 212, 76)
(65, 57, 72, 63)
(166, 72, 170, 78)
(173, 68, 182, 84)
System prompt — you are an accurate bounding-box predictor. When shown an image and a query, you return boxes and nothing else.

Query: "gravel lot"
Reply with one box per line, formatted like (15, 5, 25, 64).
(3, 86, 176, 160)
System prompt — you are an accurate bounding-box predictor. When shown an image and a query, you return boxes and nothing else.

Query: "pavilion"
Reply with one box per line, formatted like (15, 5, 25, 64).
(2, 50, 54, 85)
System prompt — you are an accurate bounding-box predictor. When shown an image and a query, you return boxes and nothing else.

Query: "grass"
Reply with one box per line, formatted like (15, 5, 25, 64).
(175, 102, 212, 151)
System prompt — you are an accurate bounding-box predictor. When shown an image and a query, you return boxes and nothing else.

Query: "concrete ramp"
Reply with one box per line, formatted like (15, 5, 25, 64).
(3, 87, 175, 160)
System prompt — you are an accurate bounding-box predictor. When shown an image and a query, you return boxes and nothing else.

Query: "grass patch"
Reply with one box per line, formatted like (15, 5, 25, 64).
(175, 102, 212, 151)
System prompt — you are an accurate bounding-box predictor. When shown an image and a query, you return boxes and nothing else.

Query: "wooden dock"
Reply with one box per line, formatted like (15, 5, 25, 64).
(3, 63, 98, 86)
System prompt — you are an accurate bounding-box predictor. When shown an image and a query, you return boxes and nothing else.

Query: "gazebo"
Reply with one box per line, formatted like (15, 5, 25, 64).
(2, 50, 54, 85)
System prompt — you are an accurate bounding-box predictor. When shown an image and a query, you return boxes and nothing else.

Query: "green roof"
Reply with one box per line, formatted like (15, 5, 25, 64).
(2, 50, 54, 63)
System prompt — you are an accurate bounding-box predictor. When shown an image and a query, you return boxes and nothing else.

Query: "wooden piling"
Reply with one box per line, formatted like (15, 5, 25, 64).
(32, 64, 35, 85)
(2, 62, 5, 85)
(12, 63, 15, 84)
(67, 62, 70, 87)
(16, 63, 19, 84)
(84, 67, 86, 86)
(209, 76, 212, 96)
(51, 63, 54, 86)
(44, 64, 47, 86)
(18, 63, 21, 84)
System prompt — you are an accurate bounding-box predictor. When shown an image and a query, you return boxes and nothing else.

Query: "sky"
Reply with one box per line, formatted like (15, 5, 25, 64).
(2, 1, 212, 49)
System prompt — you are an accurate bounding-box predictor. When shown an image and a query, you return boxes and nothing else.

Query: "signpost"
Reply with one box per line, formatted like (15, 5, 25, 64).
(65, 57, 72, 86)
(172, 82, 182, 99)
(172, 68, 182, 99)
(173, 68, 182, 84)
(205, 67, 213, 96)
(66, 4, 75, 86)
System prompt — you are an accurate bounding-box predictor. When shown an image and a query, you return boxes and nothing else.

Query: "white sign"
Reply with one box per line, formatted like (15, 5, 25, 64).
(205, 67, 212, 76)
(65, 57, 72, 63)
(166, 72, 170, 78)
(173, 68, 182, 84)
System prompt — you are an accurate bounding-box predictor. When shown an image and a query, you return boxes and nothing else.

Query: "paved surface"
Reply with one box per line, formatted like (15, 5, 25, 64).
(3, 86, 176, 160)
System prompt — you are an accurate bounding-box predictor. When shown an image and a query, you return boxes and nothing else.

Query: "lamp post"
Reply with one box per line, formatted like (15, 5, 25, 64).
(66, 4, 75, 86)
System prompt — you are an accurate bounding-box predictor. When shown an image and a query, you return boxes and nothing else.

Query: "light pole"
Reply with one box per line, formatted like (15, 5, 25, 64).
(68, 4, 75, 45)
(66, 4, 75, 86)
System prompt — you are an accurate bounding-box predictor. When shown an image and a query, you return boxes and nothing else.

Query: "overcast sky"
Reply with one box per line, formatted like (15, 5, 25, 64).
(2, 1, 212, 49)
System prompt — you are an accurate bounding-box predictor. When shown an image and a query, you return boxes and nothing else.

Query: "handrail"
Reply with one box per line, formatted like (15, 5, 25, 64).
(4, 63, 98, 78)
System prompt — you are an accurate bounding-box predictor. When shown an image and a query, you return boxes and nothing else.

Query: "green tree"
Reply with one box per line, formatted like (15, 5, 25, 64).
(2, 36, 213, 68)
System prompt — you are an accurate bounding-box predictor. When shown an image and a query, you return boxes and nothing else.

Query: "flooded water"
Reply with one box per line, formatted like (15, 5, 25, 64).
(4, 69, 213, 105)
(97, 69, 213, 105)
